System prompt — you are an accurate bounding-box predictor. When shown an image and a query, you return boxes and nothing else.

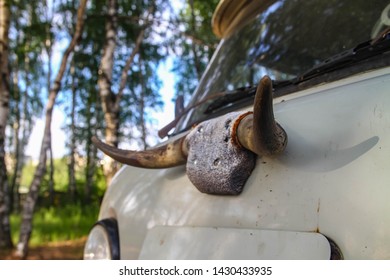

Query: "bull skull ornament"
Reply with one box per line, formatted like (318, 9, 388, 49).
(92, 76, 288, 195)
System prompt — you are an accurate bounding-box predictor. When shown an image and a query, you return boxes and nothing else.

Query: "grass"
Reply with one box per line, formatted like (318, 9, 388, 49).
(10, 203, 100, 246)
(6, 156, 105, 253)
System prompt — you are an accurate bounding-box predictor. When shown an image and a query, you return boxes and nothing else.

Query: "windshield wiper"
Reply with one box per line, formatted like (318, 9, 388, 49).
(202, 86, 256, 114)
(203, 79, 292, 115)
(296, 31, 390, 82)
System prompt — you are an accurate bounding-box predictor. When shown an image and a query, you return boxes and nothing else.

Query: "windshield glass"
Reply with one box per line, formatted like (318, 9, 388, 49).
(176, 0, 390, 131)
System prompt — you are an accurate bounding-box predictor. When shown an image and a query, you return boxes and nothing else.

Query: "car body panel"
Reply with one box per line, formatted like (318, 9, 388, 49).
(98, 68, 390, 259)
(138, 227, 332, 260)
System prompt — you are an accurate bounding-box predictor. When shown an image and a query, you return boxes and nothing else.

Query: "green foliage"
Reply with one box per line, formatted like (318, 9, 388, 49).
(19, 160, 35, 190)
(20, 157, 107, 200)
(170, 0, 220, 100)
(43, 158, 69, 193)
(20, 158, 68, 194)
(10, 203, 99, 246)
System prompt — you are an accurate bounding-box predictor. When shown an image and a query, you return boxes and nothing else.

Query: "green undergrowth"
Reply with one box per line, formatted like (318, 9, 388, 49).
(10, 203, 100, 246)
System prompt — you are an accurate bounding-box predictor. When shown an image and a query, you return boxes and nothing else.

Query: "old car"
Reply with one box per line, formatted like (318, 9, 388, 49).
(83, 0, 390, 259)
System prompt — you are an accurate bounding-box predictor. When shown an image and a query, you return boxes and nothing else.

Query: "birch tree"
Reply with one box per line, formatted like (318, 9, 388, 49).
(0, 0, 13, 250)
(8, 0, 45, 214)
(68, 61, 77, 201)
(97, 0, 119, 185)
(44, 1, 56, 205)
(98, 0, 156, 184)
(15, 0, 88, 258)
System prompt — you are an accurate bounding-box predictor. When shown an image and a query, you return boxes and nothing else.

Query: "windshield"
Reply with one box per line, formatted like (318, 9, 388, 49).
(175, 0, 390, 132)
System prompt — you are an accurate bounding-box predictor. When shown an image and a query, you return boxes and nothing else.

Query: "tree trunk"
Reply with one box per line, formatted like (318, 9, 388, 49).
(45, 24, 55, 206)
(98, 0, 151, 185)
(102, 111, 119, 185)
(189, 0, 201, 80)
(98, 0, 119, 186)
(139, 87, 147, 150)
(48, 143, 55, 205)
(85, 114, 94, 203)
(84, 89, 92, 203)
(0, 0, 13, 250)
(86, 143, 97, 203)
(10, 119, 20, 213)
(10, 63, 21, 213)
(14, 0, 88, 258)
(68, 62, 77, 202)
(139, 59, 147, 150)
(13, 65, 34, 213)
(85, 90, 101, 203)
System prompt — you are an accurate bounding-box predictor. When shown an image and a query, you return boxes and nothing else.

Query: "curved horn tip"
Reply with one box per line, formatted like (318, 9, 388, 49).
(91, 135, 187, 169)
(91, 135, 105, 149)
(91, 135, 100, 145)
(91, 135, 113, 151)
(253, 76, 288, 156)
(260, 75, 272, 87)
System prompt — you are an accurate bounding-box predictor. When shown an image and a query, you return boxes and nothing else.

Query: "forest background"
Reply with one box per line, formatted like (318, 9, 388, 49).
(0, 0, 219, 259)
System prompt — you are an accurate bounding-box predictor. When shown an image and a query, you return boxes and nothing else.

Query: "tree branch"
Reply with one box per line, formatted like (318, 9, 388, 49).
(114, 4, 156, 110)
(115, 28, 145, 110)
(98, 0, 118, 116)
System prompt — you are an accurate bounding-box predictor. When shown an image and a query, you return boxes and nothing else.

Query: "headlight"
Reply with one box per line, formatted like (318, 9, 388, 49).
(83, 218, 120, 260)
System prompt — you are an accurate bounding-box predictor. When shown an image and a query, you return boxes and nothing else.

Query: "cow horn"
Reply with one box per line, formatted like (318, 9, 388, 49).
(235, 76, 287, 156)
(91, 135, 188, 169)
